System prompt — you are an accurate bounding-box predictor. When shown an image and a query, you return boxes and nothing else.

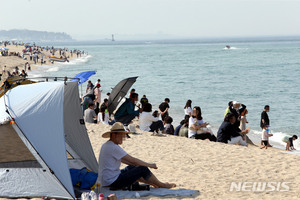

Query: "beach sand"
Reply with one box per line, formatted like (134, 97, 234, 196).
(84, 123, 300, 200)
(0, 44, 74, 83)
(0, 122, 299, 200)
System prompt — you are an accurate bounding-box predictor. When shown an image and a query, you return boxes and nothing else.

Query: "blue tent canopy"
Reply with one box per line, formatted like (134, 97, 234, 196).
(72, 71, 96, 85)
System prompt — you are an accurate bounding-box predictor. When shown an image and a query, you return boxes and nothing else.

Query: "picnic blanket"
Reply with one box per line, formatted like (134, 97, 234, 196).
(100, 187, 199, 199)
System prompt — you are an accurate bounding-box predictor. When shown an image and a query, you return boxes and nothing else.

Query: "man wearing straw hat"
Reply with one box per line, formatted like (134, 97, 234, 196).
(97, 122, 176, 190)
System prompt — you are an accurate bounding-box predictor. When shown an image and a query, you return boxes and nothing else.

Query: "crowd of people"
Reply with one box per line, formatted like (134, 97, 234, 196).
(78, 78, 300, 193)
(82, 84, 298, 151)
(0, 41, 87, 82)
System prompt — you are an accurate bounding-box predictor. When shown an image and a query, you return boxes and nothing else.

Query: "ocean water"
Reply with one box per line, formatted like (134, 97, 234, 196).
(30, 39, 300, 152)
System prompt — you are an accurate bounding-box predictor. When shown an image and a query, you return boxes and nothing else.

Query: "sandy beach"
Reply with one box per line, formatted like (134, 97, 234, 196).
(0, 121, 299, 200)
(0, 44, 75, 83)
(1, 44, 299, 200)
(83, 122, 300, 200)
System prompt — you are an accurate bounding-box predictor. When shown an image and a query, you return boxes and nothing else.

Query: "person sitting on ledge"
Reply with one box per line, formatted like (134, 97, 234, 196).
(114, 93, 142, 125)
(97, 122, 176, 190)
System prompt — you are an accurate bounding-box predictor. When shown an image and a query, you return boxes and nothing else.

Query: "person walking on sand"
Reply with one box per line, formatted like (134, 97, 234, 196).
(261, 105, 270, 129)
(260, 124, 273, 149)
(260, 105, 271, 147)
(97, 122, 176, 190)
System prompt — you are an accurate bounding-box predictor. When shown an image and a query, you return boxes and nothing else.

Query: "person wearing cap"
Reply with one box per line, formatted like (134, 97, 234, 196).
(94, 79, 101, 87)
(97, 122, 176, 189)
(114, 93, 142, 125)
(260, 124, 273, 149)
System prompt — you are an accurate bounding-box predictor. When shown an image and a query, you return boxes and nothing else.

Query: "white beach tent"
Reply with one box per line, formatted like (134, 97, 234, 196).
(0, 81, 98, 199)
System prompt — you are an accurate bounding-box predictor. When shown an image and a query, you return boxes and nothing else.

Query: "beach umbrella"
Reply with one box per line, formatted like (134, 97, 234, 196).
(72, 71, 96, 85)
(108, 76, 138, 114)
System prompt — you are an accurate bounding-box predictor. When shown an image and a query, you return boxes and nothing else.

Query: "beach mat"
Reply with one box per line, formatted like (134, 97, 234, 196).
(100, 187, 199, 199)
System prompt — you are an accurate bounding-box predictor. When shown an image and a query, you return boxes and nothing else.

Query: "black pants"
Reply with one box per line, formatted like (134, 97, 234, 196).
(95, 102, 100, 115)
(110, 166, 152, 189)
(149, 120, 164, 132)
(195, 133, 217, 142)
(161, 113, 169, 121)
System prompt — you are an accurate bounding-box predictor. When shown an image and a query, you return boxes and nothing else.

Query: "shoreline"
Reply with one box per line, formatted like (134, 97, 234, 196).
(0, 43, 85, 84)
(0, 42, 299, 199)
(1, 43, 298, 154)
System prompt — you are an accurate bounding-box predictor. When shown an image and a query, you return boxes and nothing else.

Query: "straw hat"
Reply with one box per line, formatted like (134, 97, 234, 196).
(102, 122, 128, 138)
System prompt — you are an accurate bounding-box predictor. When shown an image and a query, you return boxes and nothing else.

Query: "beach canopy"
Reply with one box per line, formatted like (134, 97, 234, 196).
(108, 76, 138, 114)
(72, 71, 96, 85)
(0, 81, 98, 199)
(0, 47, 9, 51)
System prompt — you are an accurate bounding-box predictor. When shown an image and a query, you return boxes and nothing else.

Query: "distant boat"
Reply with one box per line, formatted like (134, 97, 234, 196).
(225, 45, 231, 49)
(49, 56, 68, 62)
(112, 34, 115, 42)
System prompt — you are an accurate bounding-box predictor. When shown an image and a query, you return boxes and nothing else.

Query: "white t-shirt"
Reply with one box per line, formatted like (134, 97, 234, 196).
(188, 117, 204, 138)
(184, 107, 192, 116)
(97, 141, 127, 186)
(262, 129, 271, 141)
(139, 112, 159, 131)
(98, 112, 109, 124)
(95, 81, 101, 87)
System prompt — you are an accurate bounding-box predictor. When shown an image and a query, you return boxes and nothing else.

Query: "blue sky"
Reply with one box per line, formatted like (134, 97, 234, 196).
(1, 0, 300, 40)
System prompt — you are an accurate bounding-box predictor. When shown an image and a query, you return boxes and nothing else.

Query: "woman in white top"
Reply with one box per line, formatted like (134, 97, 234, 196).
(188, 106, 217, 141)
(184, 99, 192, 118)
(98, 99, 110, 125)
(139, 103, 164, 133)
